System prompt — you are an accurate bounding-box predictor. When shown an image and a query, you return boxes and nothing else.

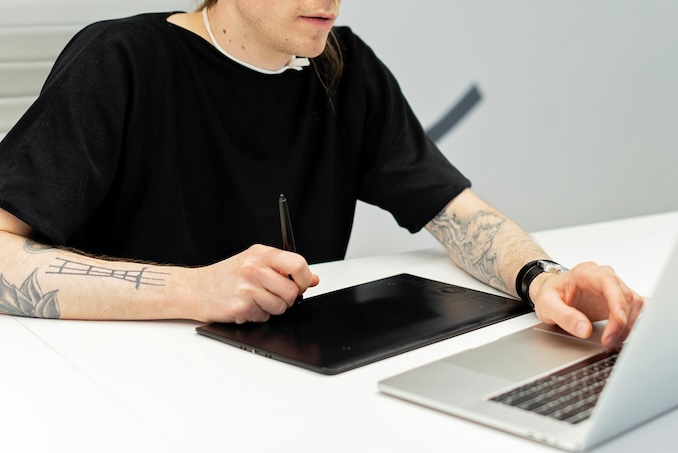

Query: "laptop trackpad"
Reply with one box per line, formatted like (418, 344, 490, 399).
(442, 323, 607, 383)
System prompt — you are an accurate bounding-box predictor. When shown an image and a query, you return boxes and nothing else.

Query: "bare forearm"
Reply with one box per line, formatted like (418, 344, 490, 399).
(0, 232, 194, 320)
(426, 189, 548, 297)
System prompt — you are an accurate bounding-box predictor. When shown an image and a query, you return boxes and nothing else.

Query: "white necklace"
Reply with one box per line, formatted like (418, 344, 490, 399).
(201, 8, 309, 75)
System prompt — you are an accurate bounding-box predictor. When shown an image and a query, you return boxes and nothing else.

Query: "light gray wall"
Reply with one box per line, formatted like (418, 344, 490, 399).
(340, 0, 678, 258)
(2, 1, 676, 259)
(0, 0, 193, 25)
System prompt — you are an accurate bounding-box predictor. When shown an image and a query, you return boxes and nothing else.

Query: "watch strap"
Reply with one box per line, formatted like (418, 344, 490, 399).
(516, 260, 540, 308)
(515, 259, 565, 309)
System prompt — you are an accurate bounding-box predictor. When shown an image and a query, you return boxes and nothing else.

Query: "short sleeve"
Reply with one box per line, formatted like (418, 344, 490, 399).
(0, 21, 131, 244)
(341, 31, 471, 233)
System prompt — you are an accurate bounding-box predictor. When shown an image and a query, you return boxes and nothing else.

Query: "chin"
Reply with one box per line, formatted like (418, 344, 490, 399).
(294, 36, 331, 59)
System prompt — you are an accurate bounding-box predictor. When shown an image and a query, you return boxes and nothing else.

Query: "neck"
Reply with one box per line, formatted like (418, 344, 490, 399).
(205, 5, 292, 71)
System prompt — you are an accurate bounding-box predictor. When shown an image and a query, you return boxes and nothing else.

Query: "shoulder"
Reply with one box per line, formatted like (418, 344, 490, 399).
(166, 11, 209, 41)
(49, 12, 182, 78)
(61, 13, 177, 59)
(329, 26, 398, 94)
(331, 26, 372, 54)
(330, 26, 387, 72)
(79, 12, 176, 38)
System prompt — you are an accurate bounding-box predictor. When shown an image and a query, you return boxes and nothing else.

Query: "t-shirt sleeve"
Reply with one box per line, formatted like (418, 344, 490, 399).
(0, 22, 131, 244)
(344, 31, 472, 233)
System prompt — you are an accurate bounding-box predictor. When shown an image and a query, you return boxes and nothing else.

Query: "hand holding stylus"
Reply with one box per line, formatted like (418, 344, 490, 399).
(186, 195, 317, 323)
(193, 243, 319, 323)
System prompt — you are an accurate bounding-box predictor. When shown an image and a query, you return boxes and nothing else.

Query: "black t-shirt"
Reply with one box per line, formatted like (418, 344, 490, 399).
(0, 12, 470, 266)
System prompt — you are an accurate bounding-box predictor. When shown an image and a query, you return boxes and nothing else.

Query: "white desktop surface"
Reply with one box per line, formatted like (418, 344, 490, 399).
(3, 211, 678, 453)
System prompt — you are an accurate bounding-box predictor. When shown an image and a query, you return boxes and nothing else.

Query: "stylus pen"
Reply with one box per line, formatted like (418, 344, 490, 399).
(279, 194, 303, 304)
(279, 194, 297, 253)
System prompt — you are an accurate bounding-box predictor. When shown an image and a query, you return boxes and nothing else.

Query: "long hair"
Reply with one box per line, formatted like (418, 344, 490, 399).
(196, 0, 343, 94)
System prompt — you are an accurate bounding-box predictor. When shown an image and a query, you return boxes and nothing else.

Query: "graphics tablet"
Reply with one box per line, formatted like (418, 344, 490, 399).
(196, 273, 531, 375)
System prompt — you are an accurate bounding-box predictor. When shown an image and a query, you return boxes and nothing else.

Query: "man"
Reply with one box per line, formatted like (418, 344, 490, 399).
(0, 0, 643, 349)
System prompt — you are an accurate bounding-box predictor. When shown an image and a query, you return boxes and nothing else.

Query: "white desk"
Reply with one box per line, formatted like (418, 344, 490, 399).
(2, 211, 677, 453)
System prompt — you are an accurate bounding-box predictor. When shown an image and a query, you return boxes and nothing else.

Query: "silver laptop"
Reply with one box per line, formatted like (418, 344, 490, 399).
(379, 241, 678, 451)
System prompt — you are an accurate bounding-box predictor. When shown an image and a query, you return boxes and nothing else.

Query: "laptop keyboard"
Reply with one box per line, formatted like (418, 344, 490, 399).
(490, 350, 619, 424)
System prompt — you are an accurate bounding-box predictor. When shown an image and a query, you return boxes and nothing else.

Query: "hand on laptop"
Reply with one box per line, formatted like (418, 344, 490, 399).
(527, 261, 644, 349)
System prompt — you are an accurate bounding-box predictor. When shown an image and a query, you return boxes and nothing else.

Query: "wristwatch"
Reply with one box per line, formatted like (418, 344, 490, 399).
(516, 260, 569, 308)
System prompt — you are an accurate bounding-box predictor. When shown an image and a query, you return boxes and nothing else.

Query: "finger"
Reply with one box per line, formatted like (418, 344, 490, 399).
(310, 273, 320, 288)
(246, 266, 300, 311)
(557, 265, 623, 343)
(267, 249, 316, 293)
(593, 271, 643, 348)
(626, 293, 646, 331)
(601, 287, 645, 349)
(535, 290, 593, 339)
(227, 286, 288, 323)
(567, 264, 620, 319)
(253, 286, 291, 315)
(283, 272, 320, 292)
(234, 311, 270, 324)
(228, 297, 272, 324)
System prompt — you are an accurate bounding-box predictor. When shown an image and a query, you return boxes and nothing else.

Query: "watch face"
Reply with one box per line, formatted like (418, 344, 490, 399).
(538, 260, 569, 274)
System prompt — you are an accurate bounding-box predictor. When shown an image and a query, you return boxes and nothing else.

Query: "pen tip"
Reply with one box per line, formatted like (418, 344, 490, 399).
(279, 193, 286, 201)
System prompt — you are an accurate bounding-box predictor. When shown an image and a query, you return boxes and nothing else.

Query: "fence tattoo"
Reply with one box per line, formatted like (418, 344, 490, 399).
(46, 258, 168, 289)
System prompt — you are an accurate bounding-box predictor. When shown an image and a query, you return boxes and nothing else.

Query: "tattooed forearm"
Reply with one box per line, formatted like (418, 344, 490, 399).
(427, 209, 507, 291)
(0, 270, 60, 318)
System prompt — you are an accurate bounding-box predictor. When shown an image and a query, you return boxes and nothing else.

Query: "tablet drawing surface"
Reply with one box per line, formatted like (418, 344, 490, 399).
(197, 273, 531, 375)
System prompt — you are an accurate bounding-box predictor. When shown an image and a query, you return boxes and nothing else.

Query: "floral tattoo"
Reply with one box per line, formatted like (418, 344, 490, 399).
(428, 210, 507, 291)
(0, 270, 60, 318)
